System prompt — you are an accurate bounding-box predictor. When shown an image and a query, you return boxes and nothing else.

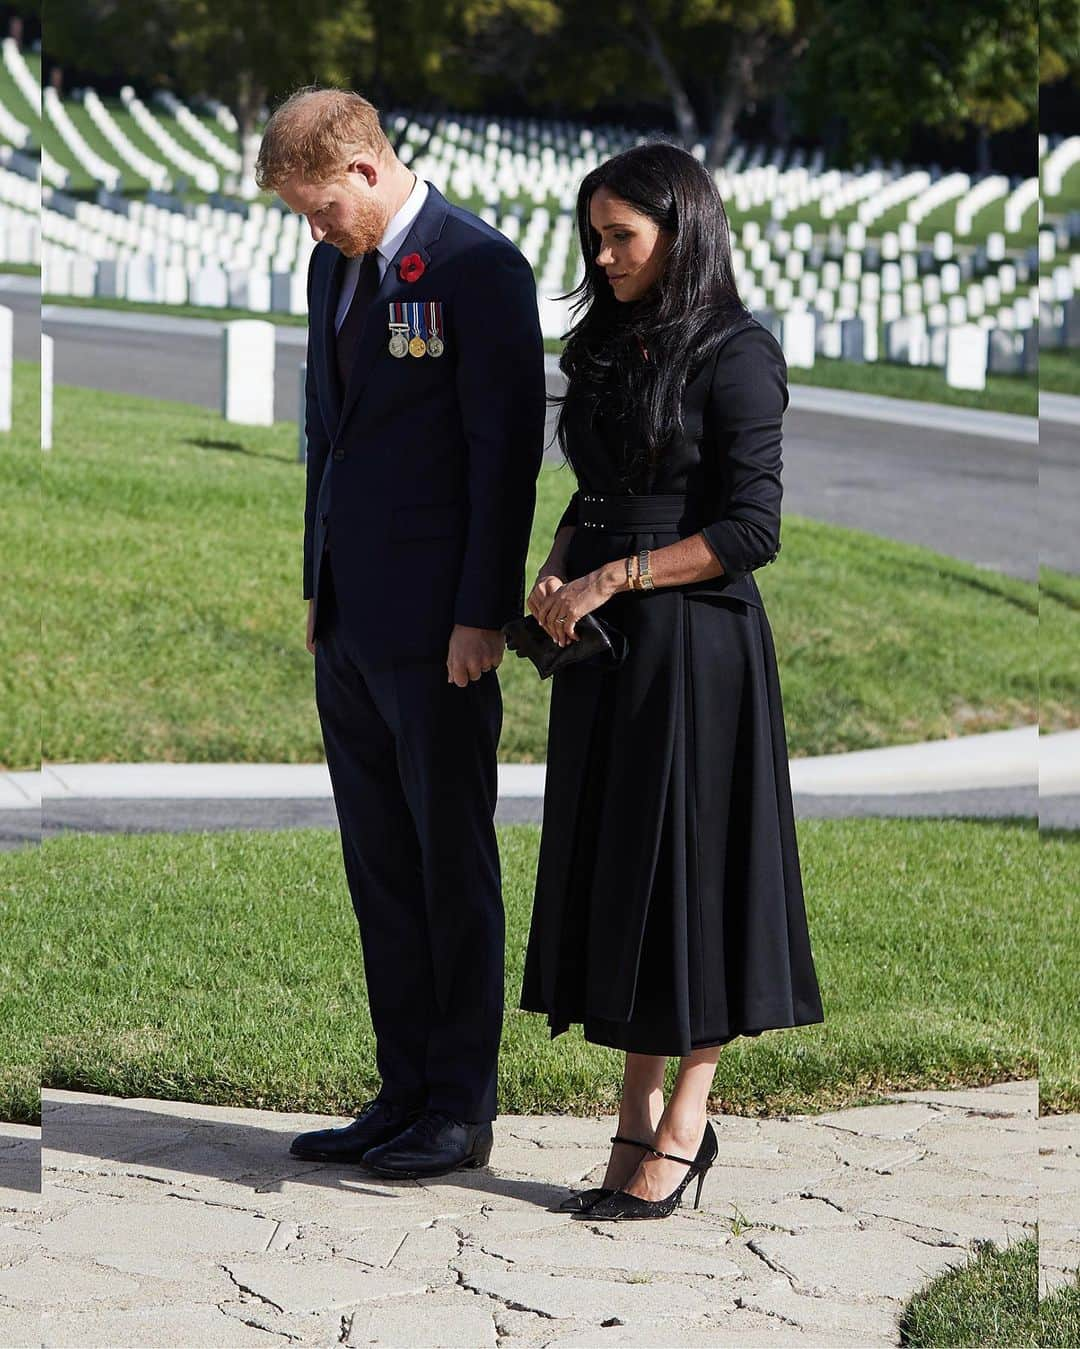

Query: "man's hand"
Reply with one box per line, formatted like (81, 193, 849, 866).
(306, 598, 316, 655)
(447, 625, 505, 687)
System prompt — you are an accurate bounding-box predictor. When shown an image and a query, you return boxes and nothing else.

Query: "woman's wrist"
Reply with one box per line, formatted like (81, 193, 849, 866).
(597, 560, 630, 596)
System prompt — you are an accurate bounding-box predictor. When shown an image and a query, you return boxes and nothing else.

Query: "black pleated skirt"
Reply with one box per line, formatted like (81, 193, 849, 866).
(519, 554, 825, 1057)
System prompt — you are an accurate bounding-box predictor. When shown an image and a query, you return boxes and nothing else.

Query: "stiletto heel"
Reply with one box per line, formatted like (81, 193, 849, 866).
(586, 1120, 718, 1222)
(558, 1134, 655, 1214)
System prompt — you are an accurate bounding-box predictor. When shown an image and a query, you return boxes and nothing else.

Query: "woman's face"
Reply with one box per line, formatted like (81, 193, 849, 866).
(589, 185, 672, 302)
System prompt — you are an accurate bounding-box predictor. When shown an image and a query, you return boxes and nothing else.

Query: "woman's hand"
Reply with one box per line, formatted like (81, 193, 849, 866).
(526, 573, 566, 629)
(533, 564, 622, 646)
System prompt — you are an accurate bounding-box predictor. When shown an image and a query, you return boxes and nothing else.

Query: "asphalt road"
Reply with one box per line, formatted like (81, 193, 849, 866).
(1038, 413, 1080, 575)
(0, 783, 1055, 852)
(36, 299, 1057, 581)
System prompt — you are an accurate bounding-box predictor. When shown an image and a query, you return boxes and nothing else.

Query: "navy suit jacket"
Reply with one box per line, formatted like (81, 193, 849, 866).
(303, 183, 546, 663)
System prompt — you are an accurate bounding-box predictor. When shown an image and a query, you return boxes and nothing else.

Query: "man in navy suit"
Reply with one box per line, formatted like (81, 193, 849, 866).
(256, 89, 545, 1176)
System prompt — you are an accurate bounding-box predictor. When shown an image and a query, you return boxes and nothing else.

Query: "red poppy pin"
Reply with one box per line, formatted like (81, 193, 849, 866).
(399, 253, 425, 283)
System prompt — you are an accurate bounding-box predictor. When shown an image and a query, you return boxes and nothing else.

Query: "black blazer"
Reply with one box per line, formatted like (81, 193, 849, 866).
(556, 316, 789, 609)
(303, 184, 547, 662)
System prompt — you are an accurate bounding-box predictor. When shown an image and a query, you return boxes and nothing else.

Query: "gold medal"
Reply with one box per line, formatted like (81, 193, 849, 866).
(409, 334, 427, 358)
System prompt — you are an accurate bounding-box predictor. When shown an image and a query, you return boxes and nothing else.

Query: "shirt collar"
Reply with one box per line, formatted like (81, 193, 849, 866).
(377, 174, 429, 269)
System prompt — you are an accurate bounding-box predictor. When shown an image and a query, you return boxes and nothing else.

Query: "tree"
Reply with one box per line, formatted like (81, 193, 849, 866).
(47, 0, 345, 184)
(792, 0, 1037, 167)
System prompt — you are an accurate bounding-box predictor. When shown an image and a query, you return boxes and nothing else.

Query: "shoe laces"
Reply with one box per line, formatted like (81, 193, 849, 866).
(410, 1110, 464, 1141)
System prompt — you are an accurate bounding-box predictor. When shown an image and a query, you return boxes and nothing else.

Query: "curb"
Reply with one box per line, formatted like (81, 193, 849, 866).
(4, 726, 1066, 812)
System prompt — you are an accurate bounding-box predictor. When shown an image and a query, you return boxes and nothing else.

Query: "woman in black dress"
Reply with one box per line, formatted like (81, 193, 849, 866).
(519, 143, 824, 1221)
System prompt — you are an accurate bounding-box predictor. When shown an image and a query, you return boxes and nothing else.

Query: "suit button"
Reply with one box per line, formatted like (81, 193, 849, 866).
(321, 512, 328, 524)
(332, 448, 344, 461)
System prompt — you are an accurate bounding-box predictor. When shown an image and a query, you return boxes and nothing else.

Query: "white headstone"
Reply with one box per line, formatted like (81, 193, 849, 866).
(42, 333, 54, 451)
(0, 307, 12, 433)
(781, 309, 816, 368)
(945, 323, 987, 390)
(886, 314, 928, 364)
(222, 320, 276, 426)
(125, 255, 159, 303)
(192, 263, 229, 308)
(932, 231, 954, 261)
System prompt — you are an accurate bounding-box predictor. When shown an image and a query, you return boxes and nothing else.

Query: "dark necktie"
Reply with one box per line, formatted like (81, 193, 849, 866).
(335, 251, 380, 393)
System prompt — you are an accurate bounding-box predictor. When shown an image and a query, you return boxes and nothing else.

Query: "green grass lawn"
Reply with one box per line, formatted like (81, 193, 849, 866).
(1040, 348, 1080, 397)
(900, 1236, 1080, 1347)
(1, 817, 1062, 1128)
(1041, 569, 1080, 733)
(784, 356, 1036, 417)
(26, 379, 1038, 770)
(0, 363, 40, 773)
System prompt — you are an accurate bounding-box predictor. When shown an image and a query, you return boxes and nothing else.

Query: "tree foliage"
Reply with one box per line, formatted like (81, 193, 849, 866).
(43, 0, 1040, 172)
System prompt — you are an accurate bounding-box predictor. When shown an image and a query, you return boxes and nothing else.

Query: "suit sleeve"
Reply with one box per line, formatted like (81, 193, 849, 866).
(701, 325, 790, 576)
(451, 242, 547, 629)
(302, 246, 332, 600)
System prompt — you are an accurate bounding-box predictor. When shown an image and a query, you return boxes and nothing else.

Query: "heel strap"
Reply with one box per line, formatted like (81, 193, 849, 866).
(642, 1144, 700, 1167)
(610, 1134, 655, 1150)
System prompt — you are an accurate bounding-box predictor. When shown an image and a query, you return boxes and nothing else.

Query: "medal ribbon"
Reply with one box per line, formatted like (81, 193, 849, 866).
(409, 302, 427, 341)
(426, 301, 442, 340)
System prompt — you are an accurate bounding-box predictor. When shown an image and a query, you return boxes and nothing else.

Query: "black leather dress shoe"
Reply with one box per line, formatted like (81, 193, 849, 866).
(362, 1110, 494, 1178)
(289, 1098, 421, 1164)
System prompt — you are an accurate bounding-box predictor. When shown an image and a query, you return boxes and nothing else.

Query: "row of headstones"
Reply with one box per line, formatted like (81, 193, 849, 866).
(43, 79, 226, 195)
(395, 116, 1037, 242)
(43, 86, 123, 191)
(1, 38, 38, 117)
(41, 142, 1052, 318)
(40, 245, 311, 314)
(42, 204, 302, 278)
(768, 306, 1043, 387)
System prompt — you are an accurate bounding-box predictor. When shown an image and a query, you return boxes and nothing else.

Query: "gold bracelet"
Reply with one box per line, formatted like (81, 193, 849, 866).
(638, 549, 655, 590)
(625, 555, 635, 591)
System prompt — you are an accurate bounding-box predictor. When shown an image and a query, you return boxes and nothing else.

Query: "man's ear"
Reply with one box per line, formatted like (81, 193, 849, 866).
(345, 157, 378, 188)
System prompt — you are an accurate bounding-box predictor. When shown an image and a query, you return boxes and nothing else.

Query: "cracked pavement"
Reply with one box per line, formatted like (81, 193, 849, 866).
(0, 1080, 1070, 1347)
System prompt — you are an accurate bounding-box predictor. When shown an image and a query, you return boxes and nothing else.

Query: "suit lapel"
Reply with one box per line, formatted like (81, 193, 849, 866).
(319, 247, 348, 432)
(335, 184, 452, 438)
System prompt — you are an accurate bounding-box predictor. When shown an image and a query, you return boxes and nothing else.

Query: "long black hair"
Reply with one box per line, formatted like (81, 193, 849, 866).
(555, 141, 748, 478)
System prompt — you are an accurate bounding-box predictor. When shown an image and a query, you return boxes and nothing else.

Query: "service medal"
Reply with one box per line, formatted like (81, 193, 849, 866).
(407, 301, 427, 358)
(426, 301, 446, 357)
(387, 305, 410, 357)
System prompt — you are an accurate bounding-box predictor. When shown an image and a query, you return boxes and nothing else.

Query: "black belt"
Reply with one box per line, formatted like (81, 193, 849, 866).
(576, 493, 702, 533)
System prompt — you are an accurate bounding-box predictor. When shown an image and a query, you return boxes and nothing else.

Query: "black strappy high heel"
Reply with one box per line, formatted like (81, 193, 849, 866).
(556, 1134, 655, 1213)
(579, 1120, 718, 1221)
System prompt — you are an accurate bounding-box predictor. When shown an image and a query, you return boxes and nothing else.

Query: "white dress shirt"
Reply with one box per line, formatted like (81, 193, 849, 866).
(334, 175, 430, 333)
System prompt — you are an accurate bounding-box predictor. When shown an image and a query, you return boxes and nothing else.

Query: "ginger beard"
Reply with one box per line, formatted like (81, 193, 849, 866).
(324, 192, 389, 258)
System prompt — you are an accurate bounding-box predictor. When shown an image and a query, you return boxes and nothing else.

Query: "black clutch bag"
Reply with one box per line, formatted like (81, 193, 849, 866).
(503, 612, 628, 680)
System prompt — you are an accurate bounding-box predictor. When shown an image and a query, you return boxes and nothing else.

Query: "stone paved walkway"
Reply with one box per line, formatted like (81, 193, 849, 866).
(0, 1080, 1069, 1347)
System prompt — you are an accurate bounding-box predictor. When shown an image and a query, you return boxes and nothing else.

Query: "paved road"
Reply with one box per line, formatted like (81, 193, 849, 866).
(37, 303, 1048, 580)
(1038, 409, 1080, 575)
(0, 784, 1056, 853)
(0, 278, 39, 361)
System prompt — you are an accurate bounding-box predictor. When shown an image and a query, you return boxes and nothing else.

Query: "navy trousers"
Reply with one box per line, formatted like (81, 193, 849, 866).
(313, 559, 505, 1122)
